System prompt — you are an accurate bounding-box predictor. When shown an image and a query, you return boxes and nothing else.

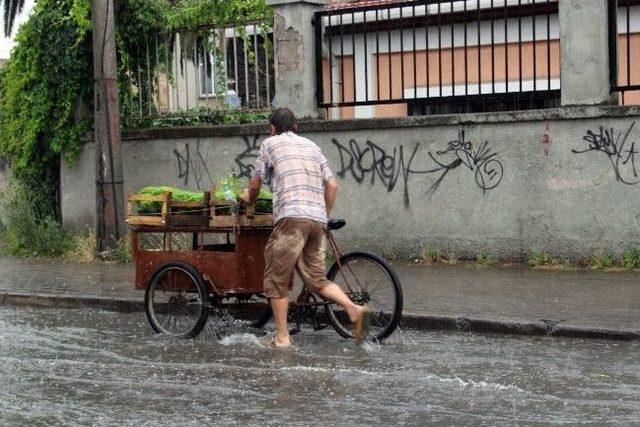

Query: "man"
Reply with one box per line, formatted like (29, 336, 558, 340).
(241, 108, 371, 348)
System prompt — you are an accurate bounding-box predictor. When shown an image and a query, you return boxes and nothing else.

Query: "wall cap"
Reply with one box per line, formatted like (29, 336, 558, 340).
(117, 105, 640, 141)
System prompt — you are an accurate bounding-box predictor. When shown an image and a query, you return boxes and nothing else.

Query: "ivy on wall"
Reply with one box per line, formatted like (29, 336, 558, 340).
(0, 0, 272, 216)
(0, 0, 93, 216)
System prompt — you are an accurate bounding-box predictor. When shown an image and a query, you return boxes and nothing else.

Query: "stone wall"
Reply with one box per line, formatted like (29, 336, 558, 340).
(62, 105, 640, 260)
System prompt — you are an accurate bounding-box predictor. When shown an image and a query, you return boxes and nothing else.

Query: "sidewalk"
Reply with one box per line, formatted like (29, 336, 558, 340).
(1, 256, 639, 339)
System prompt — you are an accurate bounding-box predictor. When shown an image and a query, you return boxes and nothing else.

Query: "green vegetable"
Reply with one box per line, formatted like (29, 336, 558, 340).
(213, 174, 273, 213)
(138, 186, 205, 213)
(135, 175, 273, 215)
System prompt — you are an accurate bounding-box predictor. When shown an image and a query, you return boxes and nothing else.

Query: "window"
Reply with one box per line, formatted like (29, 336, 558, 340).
(198, 43, 215, 97)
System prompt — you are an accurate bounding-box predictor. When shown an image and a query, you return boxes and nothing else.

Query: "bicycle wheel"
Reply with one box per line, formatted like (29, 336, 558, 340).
(145, 261, 210, 338)
(325, 251, 403, 342)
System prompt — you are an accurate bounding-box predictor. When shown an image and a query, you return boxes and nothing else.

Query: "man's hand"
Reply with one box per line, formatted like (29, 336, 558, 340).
(241, 177, 263, 204)
(325, 177, 339, 214)
(240, 189, 251, 204)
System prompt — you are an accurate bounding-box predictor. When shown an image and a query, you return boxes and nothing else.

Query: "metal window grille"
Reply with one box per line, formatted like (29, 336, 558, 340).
(609, 0, 640, 104)
(126, 23, 275, 121)
(315, 0, 560, 117)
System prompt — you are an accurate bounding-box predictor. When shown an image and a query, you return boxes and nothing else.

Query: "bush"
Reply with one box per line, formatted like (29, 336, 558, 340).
(528, 248, 552, 267)
(623, 246, 640, 270)
(65, 230, 98, 263)
(110, 236, 133, 264)
(476, 252, 494, 267)
(587, 249, 617, 270)
(0, 176, 73, 256)
(419, 246, 441, 264)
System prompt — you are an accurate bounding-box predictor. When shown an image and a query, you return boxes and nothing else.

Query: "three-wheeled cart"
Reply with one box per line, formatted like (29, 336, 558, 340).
(128, 191, 403, 342)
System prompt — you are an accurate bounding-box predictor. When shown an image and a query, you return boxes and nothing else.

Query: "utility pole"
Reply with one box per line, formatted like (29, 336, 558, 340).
(92, 0, 124, 251)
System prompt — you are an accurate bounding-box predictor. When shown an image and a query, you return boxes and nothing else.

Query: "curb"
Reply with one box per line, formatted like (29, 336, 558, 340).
(0, 292, 144, 313)
(2, 292, 639, 341)
(400, 313, 640, 341)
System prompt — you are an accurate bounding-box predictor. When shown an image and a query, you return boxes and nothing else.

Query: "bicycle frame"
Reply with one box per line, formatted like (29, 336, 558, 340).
(325, 229, 367, 297)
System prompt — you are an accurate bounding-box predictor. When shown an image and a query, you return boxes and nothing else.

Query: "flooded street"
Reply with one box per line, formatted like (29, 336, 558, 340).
(0, 307, 638, 425)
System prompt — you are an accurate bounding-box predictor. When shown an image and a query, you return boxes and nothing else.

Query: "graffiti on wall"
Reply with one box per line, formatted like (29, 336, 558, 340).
(170, 131, 503, 203)
(173, 140, 215, 189)
(332, 130, 504, 207)
(235, 135, 261, 179)
(573, 122, 639, 185)
(173, 135, 264, 188)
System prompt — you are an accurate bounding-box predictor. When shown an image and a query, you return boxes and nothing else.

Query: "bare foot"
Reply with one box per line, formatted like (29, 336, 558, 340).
(352, 305, 373, 344)
(347, 304, 366, 323)
(268, 335, 292, 348)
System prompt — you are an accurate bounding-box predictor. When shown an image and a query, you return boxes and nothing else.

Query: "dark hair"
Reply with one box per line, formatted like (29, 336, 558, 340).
(268, 108, 297, 134)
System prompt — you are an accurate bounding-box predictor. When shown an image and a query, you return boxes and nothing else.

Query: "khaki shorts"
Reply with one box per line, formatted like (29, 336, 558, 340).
(263, 218, 331, 299)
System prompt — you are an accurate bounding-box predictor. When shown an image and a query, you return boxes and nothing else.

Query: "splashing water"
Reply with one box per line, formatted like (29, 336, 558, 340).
(0, 306, 639, 426)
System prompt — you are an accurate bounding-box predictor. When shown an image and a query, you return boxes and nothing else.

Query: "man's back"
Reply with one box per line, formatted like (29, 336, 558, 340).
(253, 131, 333, 224)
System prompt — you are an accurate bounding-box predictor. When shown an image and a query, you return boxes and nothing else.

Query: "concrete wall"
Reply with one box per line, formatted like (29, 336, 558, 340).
(63, 105, 640, 260)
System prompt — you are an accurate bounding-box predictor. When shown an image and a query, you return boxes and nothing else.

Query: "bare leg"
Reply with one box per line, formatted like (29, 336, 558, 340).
(270, 296, 292, 347)
(317, 283, 365, 323)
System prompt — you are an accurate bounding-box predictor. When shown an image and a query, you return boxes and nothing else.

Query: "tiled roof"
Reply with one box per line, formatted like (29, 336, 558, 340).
(327, 0, 408, 10)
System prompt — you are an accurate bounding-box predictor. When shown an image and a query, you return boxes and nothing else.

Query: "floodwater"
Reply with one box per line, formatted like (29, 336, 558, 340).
(0, 306, 639, 426)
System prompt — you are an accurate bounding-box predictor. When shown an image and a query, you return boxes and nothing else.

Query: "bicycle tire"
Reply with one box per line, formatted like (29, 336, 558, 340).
(325, 251, 403, 342)
(145, 261, 210, 338)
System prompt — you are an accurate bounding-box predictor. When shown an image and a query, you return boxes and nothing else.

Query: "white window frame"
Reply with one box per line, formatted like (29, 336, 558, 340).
(198, 48, 216, 98)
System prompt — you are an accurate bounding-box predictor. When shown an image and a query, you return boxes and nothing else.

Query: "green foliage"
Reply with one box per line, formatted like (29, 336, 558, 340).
(164, 0, 272, 30)
(0, 0, 272, 220)
(588, 249, 617, 270)
(117, 0, 273, 119)
(476, 252, 494, 267)
(140, 185, 205, 201)
(138, 185, 205, 213)
(0, 175, 73, 256)
(622, 246, 640, 270)
(124, 107, 271, 130)
(528, 248, 552, 267)
(137, 175, 273, 215)
(214, 173, 272, 213)
(419, 246, 441, 264)
(110, 236, 133, 264)
(0, 0, 93, 215)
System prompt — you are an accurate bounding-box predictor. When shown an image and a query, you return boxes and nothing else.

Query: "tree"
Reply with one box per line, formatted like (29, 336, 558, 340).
(2, 0, 27, 37)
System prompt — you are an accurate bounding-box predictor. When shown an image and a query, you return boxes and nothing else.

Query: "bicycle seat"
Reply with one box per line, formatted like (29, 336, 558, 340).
(327, 218, 346, 230)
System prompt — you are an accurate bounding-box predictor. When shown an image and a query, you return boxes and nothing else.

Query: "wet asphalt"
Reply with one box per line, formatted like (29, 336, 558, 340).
(0, 306, 639, 426)
(1, 256, 639, 331)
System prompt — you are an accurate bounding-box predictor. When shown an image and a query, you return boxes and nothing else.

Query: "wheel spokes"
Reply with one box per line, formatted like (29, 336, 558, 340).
(149, 268, 205, 336)
(327, 255, 400, 340)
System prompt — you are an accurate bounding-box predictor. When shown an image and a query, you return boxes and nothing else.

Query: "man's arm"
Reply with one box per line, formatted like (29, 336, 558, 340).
(325, 177, 339, 214)
(240, 176, 262, 204)
(241, 140, 269, 204)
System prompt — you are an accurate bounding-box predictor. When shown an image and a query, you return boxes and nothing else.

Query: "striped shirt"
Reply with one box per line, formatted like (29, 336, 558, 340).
(252, 131, 333, 224)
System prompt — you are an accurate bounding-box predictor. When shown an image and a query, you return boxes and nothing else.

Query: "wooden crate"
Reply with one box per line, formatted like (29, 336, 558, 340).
(126, 192, 210, 227)
(209, 201, 273, 228)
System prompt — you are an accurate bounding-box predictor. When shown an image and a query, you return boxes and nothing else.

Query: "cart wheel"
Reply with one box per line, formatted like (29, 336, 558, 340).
(325, 252, 403, 342)
(145, 261, 210, 338)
